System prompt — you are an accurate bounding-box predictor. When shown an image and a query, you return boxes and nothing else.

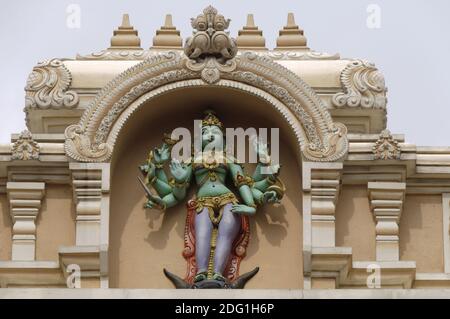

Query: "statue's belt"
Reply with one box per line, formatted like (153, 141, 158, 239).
(192, 193, 238, 226)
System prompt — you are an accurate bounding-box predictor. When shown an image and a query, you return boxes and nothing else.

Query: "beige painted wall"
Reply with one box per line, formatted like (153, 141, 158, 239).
(400, 195, 444, 273)
(36, 185, 75, 261)
(335, 185, 376, 261)
(0, 195, 11, 261)
(109, 87, 303, 288)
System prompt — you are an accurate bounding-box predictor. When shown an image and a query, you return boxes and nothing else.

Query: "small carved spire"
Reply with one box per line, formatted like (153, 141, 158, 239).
(236, 14, 267, 50)
(275, 13, 309, 50)
(151, 14, 183, 49)
(109, 14, 142, 50)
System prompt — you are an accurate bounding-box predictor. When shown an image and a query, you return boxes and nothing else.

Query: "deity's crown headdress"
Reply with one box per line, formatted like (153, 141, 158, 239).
(202, 110, 224, 131)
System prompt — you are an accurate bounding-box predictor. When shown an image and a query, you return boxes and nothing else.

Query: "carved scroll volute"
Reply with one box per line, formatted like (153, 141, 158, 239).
(25, 59, 79, 110)
(332, 59, 387, 109)
(184, 6, 238, 84)
(303, 122, 348, 162)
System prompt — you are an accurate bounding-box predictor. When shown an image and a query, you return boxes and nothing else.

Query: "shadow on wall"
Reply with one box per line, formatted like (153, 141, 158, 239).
(144, 188, 195, 250)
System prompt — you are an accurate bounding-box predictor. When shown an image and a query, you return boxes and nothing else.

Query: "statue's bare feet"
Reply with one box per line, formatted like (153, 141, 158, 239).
(212, 272, 227, 282)
(194, 271, 208, 283)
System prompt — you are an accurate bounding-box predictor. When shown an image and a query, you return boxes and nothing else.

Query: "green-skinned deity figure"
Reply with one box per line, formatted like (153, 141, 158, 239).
(139, 111, 285, 289)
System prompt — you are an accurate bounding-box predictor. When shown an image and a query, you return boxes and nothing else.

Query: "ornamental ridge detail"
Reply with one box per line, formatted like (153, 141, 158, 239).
(75, 49, 340, 61)
(184, 6, 238, 84)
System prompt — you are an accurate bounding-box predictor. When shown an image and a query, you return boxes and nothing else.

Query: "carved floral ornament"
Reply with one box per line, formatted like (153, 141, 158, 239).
(64, 6, 348, 163)
(11, 130, 40, 161)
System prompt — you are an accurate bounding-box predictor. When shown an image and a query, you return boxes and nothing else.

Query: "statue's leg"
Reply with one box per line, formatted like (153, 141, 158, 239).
(195, 207, 213, 274)
(214, 203, 241, 275)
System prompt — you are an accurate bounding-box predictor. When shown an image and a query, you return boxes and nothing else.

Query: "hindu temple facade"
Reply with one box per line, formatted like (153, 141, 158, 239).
(0, 6, 449, 296)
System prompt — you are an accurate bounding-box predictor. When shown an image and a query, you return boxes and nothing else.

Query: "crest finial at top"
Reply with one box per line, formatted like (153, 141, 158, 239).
(185, 6, 237, 63)
(190, 5, 231, 33)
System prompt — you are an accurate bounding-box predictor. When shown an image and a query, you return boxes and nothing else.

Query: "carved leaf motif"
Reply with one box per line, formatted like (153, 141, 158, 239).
(25, 59, 79, 109)
(332, 60, 387, 109)
(11, 130, 40, 161)
(373, 129, 401, 160)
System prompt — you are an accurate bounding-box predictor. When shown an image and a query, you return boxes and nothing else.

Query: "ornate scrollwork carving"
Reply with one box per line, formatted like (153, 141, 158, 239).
(303, 122, 348, 160)
(373, 129, 401, 160)
(184, 6, 238, 84)
(185, 57, 236, 84)
(11, 130, 40, 161)
(65, 49, 348, 163)
(332, 59, 387, 109)
(25, 59, 79, 110)
(65, 51, 196, 162)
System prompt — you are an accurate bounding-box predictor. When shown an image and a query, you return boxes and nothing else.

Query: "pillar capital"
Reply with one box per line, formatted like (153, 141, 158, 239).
(69, 163, 110, 246)
(368, 181, 406, 261)
(6, 182, 45, 261)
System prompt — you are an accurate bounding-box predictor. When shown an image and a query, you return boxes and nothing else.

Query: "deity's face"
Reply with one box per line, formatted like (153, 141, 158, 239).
(201, 125, 224, 151)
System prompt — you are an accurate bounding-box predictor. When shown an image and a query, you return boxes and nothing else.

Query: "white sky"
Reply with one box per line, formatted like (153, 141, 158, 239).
(0, 0, 449, 146)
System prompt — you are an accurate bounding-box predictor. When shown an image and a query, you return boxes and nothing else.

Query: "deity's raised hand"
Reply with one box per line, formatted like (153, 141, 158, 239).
(263, 163, 281, 176)
(252, 137, 271, 164)
(139, 161, 156, 179)
(153, 143, 171, 164)
(169, 159, 190, 182)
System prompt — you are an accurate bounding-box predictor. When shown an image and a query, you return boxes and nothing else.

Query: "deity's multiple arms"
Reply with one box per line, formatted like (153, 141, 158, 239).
(228, 160, 257, 215)
(249, 139, 284, 205)
(139, 143, 192, 210)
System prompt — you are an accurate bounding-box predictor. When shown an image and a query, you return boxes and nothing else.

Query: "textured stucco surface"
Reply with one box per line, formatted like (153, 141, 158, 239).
(400, 195, 444, 273)
(36, 185, 76, 261)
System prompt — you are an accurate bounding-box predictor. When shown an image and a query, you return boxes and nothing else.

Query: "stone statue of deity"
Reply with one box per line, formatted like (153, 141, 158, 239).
(139, 111, 285, 288)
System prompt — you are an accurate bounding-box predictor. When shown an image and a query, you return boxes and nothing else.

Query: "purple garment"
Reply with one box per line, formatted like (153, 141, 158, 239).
(194, 203, 241, 275)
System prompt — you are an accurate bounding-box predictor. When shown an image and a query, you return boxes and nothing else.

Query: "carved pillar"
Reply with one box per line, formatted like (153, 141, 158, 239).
(6, 182, 45, 261)
(368, 182, 406, 261)
(69, 163, 110, 246)
(303, 162, 343, 289)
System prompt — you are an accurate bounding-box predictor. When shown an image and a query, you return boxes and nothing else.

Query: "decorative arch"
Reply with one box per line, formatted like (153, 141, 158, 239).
(64, 51, 348, 163)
